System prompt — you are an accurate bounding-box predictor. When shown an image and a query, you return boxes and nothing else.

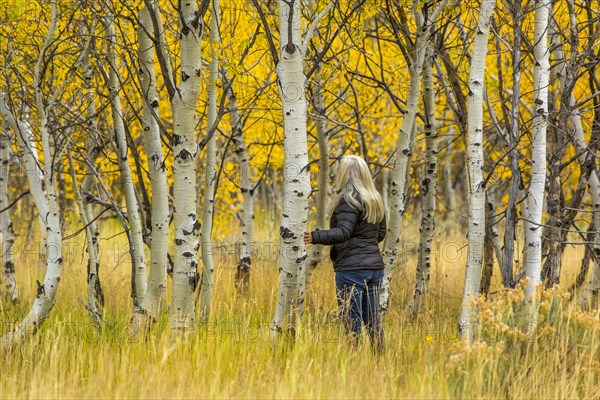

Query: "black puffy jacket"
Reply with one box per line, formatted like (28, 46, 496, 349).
(311, 199, 386, 271)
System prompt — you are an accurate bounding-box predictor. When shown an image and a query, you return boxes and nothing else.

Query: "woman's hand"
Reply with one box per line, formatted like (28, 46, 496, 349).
(304, 231, 312, 244)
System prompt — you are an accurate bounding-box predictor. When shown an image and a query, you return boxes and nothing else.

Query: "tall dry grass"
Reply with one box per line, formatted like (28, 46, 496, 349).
(0, 217, 598, 398)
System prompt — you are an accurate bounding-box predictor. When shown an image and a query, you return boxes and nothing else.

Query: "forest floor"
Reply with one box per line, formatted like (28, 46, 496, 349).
(1, 219, 599, 398)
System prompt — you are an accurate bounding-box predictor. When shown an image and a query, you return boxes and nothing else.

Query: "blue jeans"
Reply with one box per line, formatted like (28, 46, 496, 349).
(335, 269, 384, 346)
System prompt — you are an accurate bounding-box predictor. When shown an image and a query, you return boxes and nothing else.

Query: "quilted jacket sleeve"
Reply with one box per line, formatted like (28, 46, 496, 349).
(378, 215, 387, 243)
(311, 201, 359, 245)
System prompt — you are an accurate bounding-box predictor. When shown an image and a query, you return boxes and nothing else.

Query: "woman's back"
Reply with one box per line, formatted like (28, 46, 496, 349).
(311, 200, 386, 271)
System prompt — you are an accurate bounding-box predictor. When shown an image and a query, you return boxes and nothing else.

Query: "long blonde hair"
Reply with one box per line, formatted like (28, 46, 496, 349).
(334, 155, 385, 224)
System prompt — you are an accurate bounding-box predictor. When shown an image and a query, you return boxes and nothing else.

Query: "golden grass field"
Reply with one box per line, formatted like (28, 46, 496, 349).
(1, 216, 599, 399)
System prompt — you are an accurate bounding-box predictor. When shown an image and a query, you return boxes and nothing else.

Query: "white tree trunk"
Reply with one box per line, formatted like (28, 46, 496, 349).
(20, 104, 47, 266)
(442, 134, 457, 213)
(67, 150, 102, 329)
(579, 246, 600, 308)
(228, 87, 254, 292)
(200, 0, 221, 323)
(382, 168, 390, 218)
(410, 46, 437, 318)
(0, 124, 17, 302)
(565, 87, 600, 308)
(523, 0, 550, 308)
(0, 2, 62, 347)
(171, 0, 204, 335)
(271, 0, 312, 336)
(379, 4, 435, 314)
(306, 0, 329, 276)
(458, 0, 496, 343)
(138, 6, 169, 321)
(543, 16, 600, 309)
(103, 15, 148, 312)
(568, 84, 600, 310)
(0, 103, 48, 223)
(79, 21, 104, 327)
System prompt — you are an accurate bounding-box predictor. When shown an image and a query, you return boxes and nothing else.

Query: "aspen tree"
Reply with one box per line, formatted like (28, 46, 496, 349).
(102, 13, 148, 320)
(458, 0, 496, 343)
(409, 45, 437, 318)
(137, 5, 169, 321)
(523, 0, 550, 307)
(199, 0, 221, 322)
(0, 123, 16, 303)
(271, 0, 335, 336)
(78, 20, 104, 328)
(379, 0, 448, 315)
(0, 1, 63, 347)
(305, 0, 330, 276)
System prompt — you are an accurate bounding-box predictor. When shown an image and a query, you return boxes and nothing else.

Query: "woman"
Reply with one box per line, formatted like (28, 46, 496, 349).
(304, 155, 387, 346)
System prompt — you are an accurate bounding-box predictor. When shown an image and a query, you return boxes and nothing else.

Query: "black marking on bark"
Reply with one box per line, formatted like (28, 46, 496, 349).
(281, 226, 294, 239)
(36, 280, 45, 297)
(177, 149, 192, 161)
(239, 257, 251, 266)
(188, 271, 200, 291)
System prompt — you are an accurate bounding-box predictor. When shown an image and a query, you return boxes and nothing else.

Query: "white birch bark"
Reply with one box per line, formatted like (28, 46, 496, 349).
(102, 15, 147, 312)
(409, 46, 437, 318)
(544, 17, 600, 309)
(579, 246, 600, 308)
(562, 70, 600, 308)
(137, 6, 169, 321)
(171, 0, 204, 334)
(199, 0, 221, 323)
(67, 150, 102, 329)
(271, 0, 313, 336)
(145, 0, 175, 96)
(523, 0, 550, 309)
(458, 0, 496, 343)
(306, 0, 329, 276)
(0, 124, 17, 302)
(569, 91, 600, 310)
(0, 2, 62, 347)
(382, 168, 390, 218)
(79, 21, 104, 327)
(379, 1, 447, 314)
(21, 104, 47, 266)
(0, 103, 48, 225)
(442, 135, 457, 213)
(229, 87, 254, 292)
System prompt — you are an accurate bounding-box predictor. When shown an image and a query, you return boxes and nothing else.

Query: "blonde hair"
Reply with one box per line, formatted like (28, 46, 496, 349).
(334, 155, 385, 224)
